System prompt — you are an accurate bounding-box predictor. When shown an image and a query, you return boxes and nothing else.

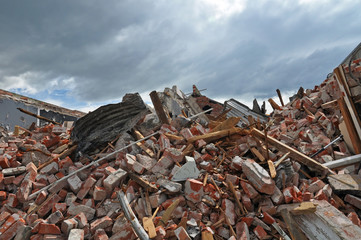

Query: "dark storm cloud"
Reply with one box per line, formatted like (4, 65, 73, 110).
(0, 0, 360, 105)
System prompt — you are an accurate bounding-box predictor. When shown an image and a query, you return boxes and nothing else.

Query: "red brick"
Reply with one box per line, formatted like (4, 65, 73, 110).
(0, 191, 6, 201)
(0, 212, 11, 226)
(38, 194, 61, 217)
(241, 217, 254, 227)
(93, 186, 107, 201)
(222, 199, 235, 225)
(90, 216, 113, 233)
(16, 178, 33, 202)
(0, 156, 10, 169)
(174, 226, 191, 240)
(35, 190, 48, 205)
(262, 212, 275, 225)
(0, 217, 25, 240)
(348, 212, 361, 227)
(6, 193, 18, 207)
(241, 180, 259, 199)
(345, 194, 361, 209)
(94, 229, 109, 240)
(61, 218, 78, 235)
(236, 221, 249, 240)
(241, 194, 254, 212)
(77, 176, 96, 200)
(38, 223, 61, 235)
(74, 212, 88, 228)
(3, 176, 14, 185)
(0, 213, 21, 235)
(68, 229, 84, 240)
(253, 225, 268, 239)
(58, 156, 74, 170)
(184, 179, 204, 203)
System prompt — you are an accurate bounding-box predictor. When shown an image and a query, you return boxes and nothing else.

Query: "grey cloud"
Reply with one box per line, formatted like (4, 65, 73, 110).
(0, 0, 360, 104)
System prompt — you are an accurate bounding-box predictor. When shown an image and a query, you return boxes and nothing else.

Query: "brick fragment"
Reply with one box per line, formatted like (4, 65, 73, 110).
(37, 194, 61, 217)
(77, 176, 96, 200)
(111, 217, 136, 239)
(240, 180, 259, 199)
(40, 162, 59, 174)
(46, 210, 64, 224)
(90, 216, 113, 233)
(253, 225, 268, 239)
(103, 169, 127, 192)
(67, 174, 82, 193)
(93, 186, 107, 201)
(345, 194, 361, 209)
(151, 156, 174, 175)
(236, 221, 250, 240)
(38, 223, 61, 235)
(348, 212, 361, 227)
(0, 156, 10, 169)
(222, 198, 235, 225)
(67, 204, 95, 220)
(0, 191, 6, 201)
(94, 229, 109, 240)
(174, 226, 191, 240)
(0, 217, 25, 240)
(69, 229, 84, 240)
(61, 218, 78, 235)
(184, 179, 204, 203)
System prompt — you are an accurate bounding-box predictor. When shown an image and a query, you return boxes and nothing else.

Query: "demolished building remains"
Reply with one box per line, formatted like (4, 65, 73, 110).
(0, 44, 361, 239)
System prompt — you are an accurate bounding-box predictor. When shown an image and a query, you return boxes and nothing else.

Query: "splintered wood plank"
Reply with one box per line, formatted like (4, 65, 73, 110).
(211, 117, 241, 132)
(338, 98, 361, 154)
(149, 91, 170, 125)
(267, 160, 277, 178)
(280, 209, 308, 240)
(268, 98, 282, 110)
(187, 128, 248, 143)
(251, 128, 332, 174)
(328, 174, 361, 196)
(278, 200, 361, 240)
(250, 147, 265, 162)
(164, 133, 184, 141)
(276, 89, 285, 106)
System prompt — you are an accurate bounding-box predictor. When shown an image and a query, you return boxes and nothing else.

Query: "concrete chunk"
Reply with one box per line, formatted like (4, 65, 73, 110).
(103, 168, 127, 192)
(172, 156, 200, 181)
(242, 159, 275, 195)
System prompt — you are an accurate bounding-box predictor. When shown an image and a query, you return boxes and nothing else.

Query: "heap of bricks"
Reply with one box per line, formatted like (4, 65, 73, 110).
(0, 72, 361, 239)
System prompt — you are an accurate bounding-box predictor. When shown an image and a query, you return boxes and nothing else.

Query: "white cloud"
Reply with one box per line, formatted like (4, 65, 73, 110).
(1, 71, 46, 94)
(200, 0, 247, 20)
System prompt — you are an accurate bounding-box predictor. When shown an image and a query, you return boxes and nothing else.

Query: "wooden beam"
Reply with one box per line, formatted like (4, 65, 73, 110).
(17, 108, 60, 125)
(276, 89, 285, 106)
(250, 147, 265, 162)
(211, 117, 241, 132)
(149, 91, 170, 125)
(251, 128, 333, 174)
(321, 99, 338, 109)
(280, 209, 308, 240)
(334, 67, 361, 140)
(338, 98, 361, 154)
(268, 98, 282, 111)
(187, 128, 248, 143)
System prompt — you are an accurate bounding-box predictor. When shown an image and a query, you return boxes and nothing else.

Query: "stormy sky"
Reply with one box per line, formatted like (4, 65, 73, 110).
(0, 0, 360, 112)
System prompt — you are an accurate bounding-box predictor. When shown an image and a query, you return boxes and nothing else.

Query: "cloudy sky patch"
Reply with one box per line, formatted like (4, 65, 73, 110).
(0, 0, 360, 112)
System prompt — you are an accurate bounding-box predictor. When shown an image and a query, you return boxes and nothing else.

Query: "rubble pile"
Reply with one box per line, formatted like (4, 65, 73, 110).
(1, 62, 361, 239)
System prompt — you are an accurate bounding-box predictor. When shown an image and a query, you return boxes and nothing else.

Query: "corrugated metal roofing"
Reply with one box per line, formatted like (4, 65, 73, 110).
(224, 98, 268, 126)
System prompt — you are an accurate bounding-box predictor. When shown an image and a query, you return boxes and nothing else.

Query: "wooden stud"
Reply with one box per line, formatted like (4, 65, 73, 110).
(149, 91, 170, 125)
(251, 128, 333, 174)
(276, 89, 285, 107)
